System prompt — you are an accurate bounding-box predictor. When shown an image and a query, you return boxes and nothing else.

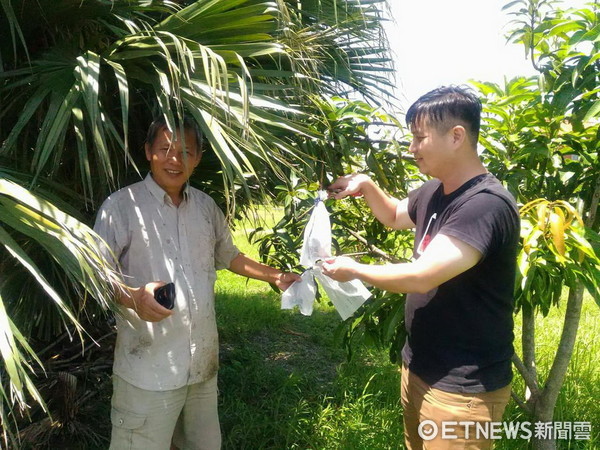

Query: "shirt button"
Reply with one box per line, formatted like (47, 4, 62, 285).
(118, 419, 124, 425)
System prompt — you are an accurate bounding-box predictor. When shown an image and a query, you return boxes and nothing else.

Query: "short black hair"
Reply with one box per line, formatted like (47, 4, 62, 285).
(406, 86, 482, 147)
(145, 115, 203, 152)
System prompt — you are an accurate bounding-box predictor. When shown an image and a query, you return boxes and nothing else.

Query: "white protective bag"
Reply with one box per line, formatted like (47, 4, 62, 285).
(281, 191, 371, 320)
(280, 270, 316, 316)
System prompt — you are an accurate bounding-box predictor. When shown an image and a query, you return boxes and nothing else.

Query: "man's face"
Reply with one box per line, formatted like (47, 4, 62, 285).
(408, 118, 453, 177)
(145, 127, 202, 194)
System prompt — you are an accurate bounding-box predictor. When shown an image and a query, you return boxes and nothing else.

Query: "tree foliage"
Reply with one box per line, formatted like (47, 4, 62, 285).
(250, 96, 417, 361)
(475, 0, 600, 313)
(469, 1, 600, 447)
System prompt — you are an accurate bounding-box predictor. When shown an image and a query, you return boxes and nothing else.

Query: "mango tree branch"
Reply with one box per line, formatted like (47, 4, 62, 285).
(346, 228, 403, 263)
(511, 390, 533, 416)
(538, 285, 584, 421)
(521, 304, 538, 399)
(585, 174, 600, 229)
(512, 353, 540, 396)
(539, 174, 600, 420)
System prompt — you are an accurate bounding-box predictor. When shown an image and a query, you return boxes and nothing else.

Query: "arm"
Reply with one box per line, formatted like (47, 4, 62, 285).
(228, 253, 300, 291)
(321, 233, 482, 294)
(328, 174, 415, 230)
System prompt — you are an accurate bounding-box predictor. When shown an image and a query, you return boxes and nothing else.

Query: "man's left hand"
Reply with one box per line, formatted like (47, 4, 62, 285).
(275, 272, 301, 291)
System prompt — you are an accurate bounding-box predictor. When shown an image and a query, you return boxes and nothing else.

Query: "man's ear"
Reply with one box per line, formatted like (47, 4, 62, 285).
(193, 151, 202, 168)
(452, 125, 467, 146)
(145, 143, 152, 162)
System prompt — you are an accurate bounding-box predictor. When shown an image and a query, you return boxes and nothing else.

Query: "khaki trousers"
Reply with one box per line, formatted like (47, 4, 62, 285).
(401, 364, 511, 450)
(109, 375, 221, 450)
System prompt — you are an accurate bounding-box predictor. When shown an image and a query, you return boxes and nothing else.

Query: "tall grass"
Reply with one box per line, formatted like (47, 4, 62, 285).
(215, 209, 599, 449)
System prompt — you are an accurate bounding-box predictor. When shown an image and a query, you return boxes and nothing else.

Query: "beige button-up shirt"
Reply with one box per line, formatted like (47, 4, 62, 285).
(94, 174, 239, 391)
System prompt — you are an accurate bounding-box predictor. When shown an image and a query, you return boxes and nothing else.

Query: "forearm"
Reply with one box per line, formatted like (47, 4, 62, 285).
(228, 253, 282, 284)
(322, 235, 482, 294)
(351, 262, 431, 294)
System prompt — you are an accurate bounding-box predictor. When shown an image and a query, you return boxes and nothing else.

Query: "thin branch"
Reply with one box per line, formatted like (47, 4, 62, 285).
(511, 390, 533, 416)
(346, 228, 403, 263)
(33, 362, 113, 377)
(529, 7, 541, 72)
(45, 330, 116, 365)
(37, 330, 72, 357)
(521, 305, 538, 395)
(282, 328, 310, 338)
(512, 353, 540, 396)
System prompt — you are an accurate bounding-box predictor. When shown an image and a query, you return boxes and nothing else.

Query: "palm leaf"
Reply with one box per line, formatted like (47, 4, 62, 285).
(0, 177, 122, 443)
(0, 0, 29, 66)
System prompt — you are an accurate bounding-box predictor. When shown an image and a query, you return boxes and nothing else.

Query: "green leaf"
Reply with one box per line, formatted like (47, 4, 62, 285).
(548, 20, 585, 36)
(583, 100, 600, 121)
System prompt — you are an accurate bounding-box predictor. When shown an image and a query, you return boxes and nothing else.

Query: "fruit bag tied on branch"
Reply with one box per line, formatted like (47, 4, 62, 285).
(281, 191, 371, 320)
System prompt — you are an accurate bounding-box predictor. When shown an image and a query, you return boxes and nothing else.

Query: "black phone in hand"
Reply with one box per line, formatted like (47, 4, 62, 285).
(154, 282, 176, 310)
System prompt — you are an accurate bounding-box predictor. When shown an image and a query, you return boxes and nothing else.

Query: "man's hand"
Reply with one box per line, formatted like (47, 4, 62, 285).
(228, 254, 301, 291)
(327, 173, 415, 230)
(321, 257, 360, 282)
(123, 281, 173, 322)
(274, 272, 301, 291)
(327, 174, 371, 199)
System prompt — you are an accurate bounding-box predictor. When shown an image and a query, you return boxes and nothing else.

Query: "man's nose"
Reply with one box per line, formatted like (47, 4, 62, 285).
(167, 152, 183, 163)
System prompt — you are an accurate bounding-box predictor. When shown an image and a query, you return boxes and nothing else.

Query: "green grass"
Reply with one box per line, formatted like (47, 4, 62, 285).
(216, 213, 405, 449)
(215, 210, 600, 449)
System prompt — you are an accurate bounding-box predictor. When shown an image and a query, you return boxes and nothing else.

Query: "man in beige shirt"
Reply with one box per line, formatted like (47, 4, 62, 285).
(94, 117, 299, 449)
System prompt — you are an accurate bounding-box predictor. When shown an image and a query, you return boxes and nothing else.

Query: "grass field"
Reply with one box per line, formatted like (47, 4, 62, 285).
(214, 210, 600, 449)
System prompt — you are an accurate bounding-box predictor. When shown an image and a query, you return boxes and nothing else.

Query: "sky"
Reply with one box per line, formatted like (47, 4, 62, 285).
(383, 0, 538, 111)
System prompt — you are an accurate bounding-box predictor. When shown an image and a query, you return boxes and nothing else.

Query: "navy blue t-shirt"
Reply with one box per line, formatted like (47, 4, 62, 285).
(402, 173, 520, 393)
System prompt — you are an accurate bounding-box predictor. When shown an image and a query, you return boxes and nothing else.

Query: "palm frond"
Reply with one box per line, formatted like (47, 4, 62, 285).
(0, 177, 122, 444)
(0, 294, 47, 448)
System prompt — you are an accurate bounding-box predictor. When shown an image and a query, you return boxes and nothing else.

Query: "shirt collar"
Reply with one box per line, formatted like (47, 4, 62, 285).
(144, 172, 190, 206)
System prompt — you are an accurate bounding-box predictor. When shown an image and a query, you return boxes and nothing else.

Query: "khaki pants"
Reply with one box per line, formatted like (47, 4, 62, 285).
(401, 364, 511, 450)
(110, 375, 221, 450)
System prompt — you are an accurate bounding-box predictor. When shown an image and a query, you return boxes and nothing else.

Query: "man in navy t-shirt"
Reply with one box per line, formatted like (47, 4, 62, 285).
(323, 86, 520, 449)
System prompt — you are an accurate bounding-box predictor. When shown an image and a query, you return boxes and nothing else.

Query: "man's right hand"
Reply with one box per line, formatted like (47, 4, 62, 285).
(327, 174, 371, 199)
(327, 173, 415, 230)
(121, 281, 173, 322)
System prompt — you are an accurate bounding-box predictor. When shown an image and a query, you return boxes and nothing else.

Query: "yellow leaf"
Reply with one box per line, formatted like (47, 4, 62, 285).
(549, 212, 565, 256)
